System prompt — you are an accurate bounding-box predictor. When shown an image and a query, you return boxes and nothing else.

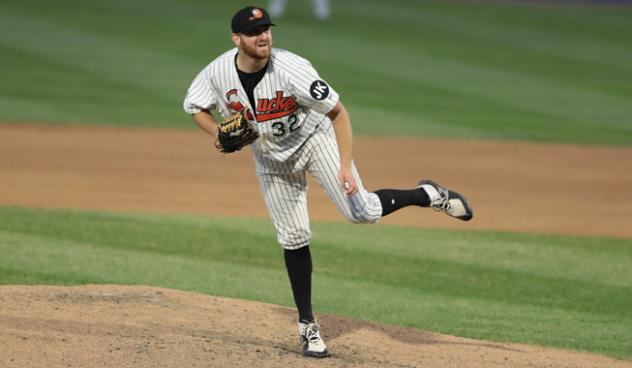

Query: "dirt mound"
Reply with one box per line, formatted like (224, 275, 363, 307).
(1, 285, 630, 368)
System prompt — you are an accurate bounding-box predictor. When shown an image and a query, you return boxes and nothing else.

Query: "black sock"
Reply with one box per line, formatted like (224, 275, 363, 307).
(284, 246, 314, 323)
(374, 188, 430, 217)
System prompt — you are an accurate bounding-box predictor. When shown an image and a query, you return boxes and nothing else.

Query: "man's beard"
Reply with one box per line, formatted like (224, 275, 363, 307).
(242, 41, 271, 60)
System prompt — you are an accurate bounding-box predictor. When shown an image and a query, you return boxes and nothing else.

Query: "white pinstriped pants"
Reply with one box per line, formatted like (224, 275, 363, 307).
(256, 124, 383, 250)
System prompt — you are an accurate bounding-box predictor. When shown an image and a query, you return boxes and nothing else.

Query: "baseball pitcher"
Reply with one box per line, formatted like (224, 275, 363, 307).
(183, 6, 473, 358)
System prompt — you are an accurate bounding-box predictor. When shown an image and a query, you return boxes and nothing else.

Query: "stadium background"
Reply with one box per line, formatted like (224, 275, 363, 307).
(1, 0, 631, 364)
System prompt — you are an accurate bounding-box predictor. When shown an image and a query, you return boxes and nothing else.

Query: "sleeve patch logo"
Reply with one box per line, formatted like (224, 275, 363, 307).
(310, 80, 329, 101)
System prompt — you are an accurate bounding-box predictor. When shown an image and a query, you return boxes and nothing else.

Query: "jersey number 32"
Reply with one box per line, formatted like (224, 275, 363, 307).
(271, 114, 299, 137)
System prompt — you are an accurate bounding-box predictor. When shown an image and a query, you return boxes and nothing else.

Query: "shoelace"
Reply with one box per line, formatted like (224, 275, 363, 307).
(430, 187, 452, 213)
(304, 323, 322, 343)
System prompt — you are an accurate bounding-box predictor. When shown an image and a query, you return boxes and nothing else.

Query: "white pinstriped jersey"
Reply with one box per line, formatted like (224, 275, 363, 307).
(183, 47, 382, 249)
(183, 48, 339, 166)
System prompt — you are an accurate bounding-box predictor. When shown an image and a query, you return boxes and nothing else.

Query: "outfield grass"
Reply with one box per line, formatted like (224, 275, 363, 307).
(1, 206, 630, 359)
(0, 0, 631, 144)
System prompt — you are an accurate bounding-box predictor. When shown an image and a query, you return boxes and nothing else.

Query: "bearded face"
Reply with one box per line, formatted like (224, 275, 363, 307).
(234, 26, 272, 60)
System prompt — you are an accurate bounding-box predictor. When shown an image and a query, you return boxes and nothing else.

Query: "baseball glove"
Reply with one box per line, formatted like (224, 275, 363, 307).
(215, 110, 259, 153)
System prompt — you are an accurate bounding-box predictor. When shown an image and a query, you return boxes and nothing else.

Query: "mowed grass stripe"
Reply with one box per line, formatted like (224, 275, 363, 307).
(0, 45, 180, 126)
(0, 206, 630, 358)
(350, 0, 632, 68)
(0, 232, 291, 303)
(0, 9, 197, 99)
(334, 0, 632, 101)
(1, 0, 631, 144)
(289, 8, 632, 125)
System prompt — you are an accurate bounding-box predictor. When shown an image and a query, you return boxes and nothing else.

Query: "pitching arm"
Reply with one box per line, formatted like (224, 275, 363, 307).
(327, 101, 357, 196)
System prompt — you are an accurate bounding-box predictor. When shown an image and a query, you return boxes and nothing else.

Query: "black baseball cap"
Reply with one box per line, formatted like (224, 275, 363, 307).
(231, 6, 275, 34)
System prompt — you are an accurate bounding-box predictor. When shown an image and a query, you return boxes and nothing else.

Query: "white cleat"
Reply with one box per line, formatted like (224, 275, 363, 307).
(418, 179, 473, 221)
(298, 320, 331, 358)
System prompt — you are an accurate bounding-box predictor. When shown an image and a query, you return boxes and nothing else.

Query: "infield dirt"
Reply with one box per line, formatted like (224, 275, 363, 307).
(2, 123, 632, 238)
(1, 123, 632, 368)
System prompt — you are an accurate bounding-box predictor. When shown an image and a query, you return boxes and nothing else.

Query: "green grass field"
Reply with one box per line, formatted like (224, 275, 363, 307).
(1, 0, 632, 361)
(0, 0, 631, 144)
(1, 207, 631, 359)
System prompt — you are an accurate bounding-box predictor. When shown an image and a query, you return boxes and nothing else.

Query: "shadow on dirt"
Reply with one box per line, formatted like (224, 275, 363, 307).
(272, 307, 523, 352)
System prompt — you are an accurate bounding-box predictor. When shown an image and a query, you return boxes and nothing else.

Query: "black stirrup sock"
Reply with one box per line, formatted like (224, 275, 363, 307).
(375, 188, 430, 217)
(284, 246, 314, 323)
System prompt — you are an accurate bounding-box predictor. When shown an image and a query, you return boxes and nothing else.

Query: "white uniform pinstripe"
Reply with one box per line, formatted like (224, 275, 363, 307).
(184, 48, 382, 249)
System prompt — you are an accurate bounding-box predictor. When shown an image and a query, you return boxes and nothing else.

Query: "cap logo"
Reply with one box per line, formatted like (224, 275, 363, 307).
(249, 8, 263, 21)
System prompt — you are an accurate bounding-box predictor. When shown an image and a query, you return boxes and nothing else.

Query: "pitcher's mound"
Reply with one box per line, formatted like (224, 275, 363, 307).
(0, 285, 629, 368)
